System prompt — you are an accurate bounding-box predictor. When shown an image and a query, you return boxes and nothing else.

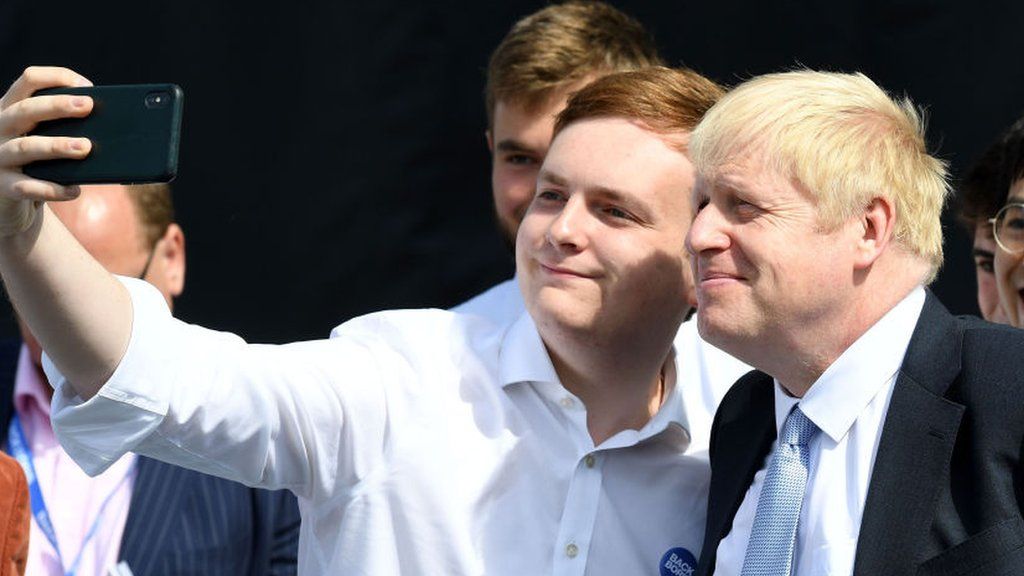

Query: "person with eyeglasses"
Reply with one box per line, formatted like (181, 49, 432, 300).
(992, 187, 1024, 328)
(960, 115, 1024, 329)
(957, 138, 1010, 324)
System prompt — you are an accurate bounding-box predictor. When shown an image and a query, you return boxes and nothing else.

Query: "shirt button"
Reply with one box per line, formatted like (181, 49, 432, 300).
(584, 454, 596, 468)
(565, 543, 579, 558)
(559, 396, 575, 408)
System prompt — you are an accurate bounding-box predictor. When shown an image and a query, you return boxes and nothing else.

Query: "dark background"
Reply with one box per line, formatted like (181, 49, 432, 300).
(0, 0, 1020, 343)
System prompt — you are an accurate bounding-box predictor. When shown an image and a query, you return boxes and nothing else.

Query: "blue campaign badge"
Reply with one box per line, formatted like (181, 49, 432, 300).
(660, 547, 697, 576)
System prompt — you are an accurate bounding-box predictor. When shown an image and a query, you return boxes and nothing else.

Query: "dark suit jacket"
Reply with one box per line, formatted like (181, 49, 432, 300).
(0, 341, 302, 575)
(698, 292, 1024, 576)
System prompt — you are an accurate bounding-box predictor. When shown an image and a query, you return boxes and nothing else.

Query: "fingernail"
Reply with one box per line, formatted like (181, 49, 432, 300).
(70, 139, 88, 151)
(71, 96, 89, 108)
(73, 76, 92, 87)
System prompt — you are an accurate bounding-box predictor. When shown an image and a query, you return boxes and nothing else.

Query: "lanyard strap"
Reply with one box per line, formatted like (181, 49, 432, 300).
(8, 414, 134, 576)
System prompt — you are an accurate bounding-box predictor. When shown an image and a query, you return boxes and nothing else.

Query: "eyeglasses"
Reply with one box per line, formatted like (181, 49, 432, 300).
(989, 203, 1024, 254)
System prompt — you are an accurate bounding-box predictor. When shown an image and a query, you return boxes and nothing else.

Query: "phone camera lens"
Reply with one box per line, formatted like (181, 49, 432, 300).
(144, 91, 170, 109)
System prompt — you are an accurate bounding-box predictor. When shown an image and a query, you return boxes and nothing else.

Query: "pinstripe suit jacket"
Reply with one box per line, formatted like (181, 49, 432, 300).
(0, 341, 302, 575)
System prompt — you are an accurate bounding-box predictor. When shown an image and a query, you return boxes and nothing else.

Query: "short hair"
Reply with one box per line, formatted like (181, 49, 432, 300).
(958, 115, 1024, 230)
(125, 183, 175, 248)
(553, 66, 725, 148)
(690, 70, 950, 281)
(485, 0, 663, 127)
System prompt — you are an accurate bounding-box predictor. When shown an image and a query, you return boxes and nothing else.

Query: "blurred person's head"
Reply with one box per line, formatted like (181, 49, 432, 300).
(994, 175, 1024, 329)
(517, 67, 723, 355)
(687, 70, 949, 388)
(486, 0, 663, 247)
(19, 183, 185, 367)
(958, 122, 1020, 323)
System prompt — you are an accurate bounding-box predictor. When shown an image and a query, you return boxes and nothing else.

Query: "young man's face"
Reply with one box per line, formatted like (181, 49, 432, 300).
(516, 117, 695, 344)
(687, 154, 860, 361)
(994, 179, 1024, 328)
(972, 222, 1006, 323)
(488, 91, 577, 249)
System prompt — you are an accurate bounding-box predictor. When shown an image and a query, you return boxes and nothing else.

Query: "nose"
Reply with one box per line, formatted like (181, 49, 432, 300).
(685, 202, 730, 258)
(545, 195, 589, 251)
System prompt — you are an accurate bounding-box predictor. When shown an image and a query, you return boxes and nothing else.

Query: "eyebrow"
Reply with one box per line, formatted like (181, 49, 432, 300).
(495, 139, 541, 154)
(538, 169, 568, 186)
(538, 169, 653, 219)
(711, 173, 752, 195)
(973, 247, 994, 258)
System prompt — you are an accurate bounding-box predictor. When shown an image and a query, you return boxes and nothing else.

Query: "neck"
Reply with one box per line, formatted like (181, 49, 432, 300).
(542, 323, 677, 446)
(770, 274, 921, 397)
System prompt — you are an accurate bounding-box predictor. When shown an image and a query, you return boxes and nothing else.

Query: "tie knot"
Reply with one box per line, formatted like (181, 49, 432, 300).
(780, 405, 818, 446)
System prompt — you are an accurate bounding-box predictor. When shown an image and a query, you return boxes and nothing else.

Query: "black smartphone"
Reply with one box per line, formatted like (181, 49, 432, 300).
(23, 84, 183, 185)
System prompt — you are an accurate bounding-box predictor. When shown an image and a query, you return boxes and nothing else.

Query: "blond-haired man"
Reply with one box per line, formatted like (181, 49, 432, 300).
(687, 70, 1024, 575)
(0, 65, 750, 576)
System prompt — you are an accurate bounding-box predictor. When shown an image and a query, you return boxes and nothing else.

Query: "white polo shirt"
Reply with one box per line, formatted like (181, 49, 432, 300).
(48, 278, 749, 576)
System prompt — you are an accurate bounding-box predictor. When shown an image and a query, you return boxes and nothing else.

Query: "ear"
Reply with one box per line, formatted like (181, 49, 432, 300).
(853, 197, 895, 270)
(150, 223, 186, 306)
(485, 129, 494, 154)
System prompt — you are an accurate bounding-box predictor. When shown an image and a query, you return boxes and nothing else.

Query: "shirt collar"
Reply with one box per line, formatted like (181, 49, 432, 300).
(498, 310, 690, 450)
(497, 310, 561, 388)
(645, 346, 691, 451)
(13, 343, 52, 421)
(774, 286, 926, 443)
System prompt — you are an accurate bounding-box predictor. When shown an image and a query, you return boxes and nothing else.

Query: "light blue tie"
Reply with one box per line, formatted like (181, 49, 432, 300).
(740, 405, 820, 576)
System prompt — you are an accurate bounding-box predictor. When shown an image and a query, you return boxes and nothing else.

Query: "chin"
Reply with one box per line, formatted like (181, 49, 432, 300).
(697, 309, 759, 355)
(528, 297, 596, 335)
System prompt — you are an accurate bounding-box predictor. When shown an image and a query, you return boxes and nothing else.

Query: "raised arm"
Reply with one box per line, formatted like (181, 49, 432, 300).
(0, 67, 133, 398)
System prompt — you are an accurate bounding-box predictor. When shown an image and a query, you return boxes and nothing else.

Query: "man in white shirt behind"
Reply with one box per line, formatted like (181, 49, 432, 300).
(688, 71, 1024, 575)
(0, 65, 750, 575)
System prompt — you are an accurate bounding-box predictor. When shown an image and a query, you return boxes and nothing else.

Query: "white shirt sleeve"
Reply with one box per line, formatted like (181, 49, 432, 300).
(47, 276, 392, 500)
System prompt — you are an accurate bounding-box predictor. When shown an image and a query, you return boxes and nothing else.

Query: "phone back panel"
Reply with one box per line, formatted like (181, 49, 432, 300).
(24, 84, 183, 185)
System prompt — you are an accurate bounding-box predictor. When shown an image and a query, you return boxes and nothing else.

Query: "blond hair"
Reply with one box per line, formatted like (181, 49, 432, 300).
(485, 1, 662, 127)
(690, 70, 950, 281)
(553, 66, 725, 147)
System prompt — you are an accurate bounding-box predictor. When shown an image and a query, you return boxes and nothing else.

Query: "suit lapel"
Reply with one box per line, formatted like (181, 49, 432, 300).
(853, 293, 965, 576)
(701, 371, 776, 573)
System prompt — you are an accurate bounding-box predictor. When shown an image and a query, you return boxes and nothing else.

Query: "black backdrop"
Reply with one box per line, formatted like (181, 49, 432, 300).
(1, 0, 1021, 343)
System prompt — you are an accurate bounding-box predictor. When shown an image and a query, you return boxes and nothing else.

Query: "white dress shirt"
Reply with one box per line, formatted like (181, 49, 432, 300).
(452, 277, 524, 325)
(454, 278, 749, 455)
(48, 277, 751, 576)
(714, 287, 926, 576)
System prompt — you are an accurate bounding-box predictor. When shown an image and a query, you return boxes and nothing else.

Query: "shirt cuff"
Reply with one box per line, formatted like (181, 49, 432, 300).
(45, 275, 173, 476)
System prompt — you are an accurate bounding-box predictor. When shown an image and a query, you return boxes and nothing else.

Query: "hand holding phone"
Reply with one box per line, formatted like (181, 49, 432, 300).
(24, 84, 183, 185)
(0, 66, 94, 236)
